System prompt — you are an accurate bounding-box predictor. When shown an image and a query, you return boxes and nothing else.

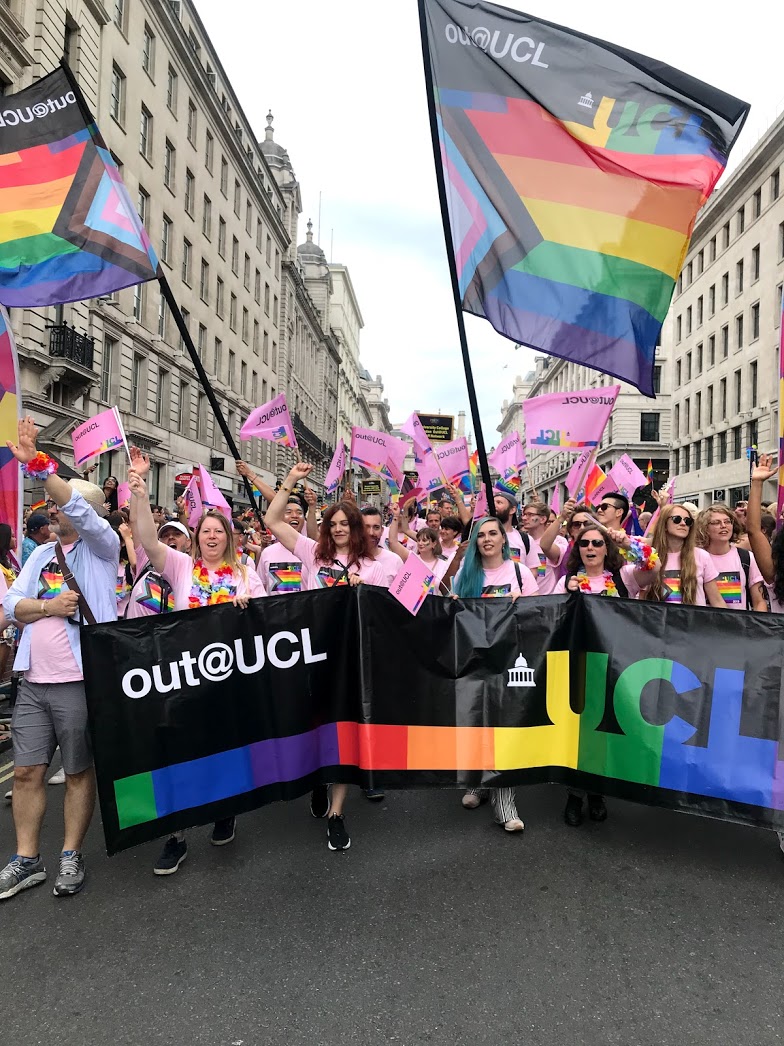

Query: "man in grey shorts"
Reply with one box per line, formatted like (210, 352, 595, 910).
(1, 416, 119, 900)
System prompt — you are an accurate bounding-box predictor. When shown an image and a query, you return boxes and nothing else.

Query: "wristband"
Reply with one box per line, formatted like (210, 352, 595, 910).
(280, 485, 292, 493)
(22, 451, 58, 480)
(618, 537, 659, 571)
(41, 600, 49, 617)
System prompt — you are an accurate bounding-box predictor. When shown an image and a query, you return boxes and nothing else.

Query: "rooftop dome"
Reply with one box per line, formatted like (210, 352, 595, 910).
(259, 111, 292, 170)
(297, 219, 327, 262)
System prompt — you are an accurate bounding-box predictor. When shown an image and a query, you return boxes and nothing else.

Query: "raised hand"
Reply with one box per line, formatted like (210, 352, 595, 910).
(7, 415, 38, 464)
(342, 486, 357, 505)
(129, 445, 150, 478)
(288, 462, 313, 483)
(118, 521, 133, 542)
(235, 459, 252, 479)
(303, 485, 317, 507)
(561, 498, 577, 520)
(751, 453, 777, 483)
(607, 527, 630, 548)
(48, 591, 80, 618)
(127, 470, 147, 499)
(567, 577, 580, 592)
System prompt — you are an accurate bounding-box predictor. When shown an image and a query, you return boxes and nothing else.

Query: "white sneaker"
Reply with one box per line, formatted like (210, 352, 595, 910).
(4, 789, 11, 803)
(48, 767, 66, 786)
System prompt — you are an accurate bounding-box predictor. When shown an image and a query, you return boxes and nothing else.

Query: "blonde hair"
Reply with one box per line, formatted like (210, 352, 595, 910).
(643, 504, 698, 605)
(696, 503, 741, 549)
(193, 510, 248, 586)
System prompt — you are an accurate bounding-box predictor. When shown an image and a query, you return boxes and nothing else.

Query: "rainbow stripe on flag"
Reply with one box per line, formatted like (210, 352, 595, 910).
(0, 67, 159, 308)
(0, 308, 21, 547)
(30, 499, 46, 513)
(646, 459, 654, 485)
(420, 0, 749, 395)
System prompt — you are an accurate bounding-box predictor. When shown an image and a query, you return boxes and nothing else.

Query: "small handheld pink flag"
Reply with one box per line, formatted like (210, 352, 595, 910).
(608, 454, 648, 497)
(325, 439, 347, 494)
(400, 412, 433, 455)
(117, 481, 131, 510)
(588, 470, 618, 506)
(489, 430, 526, 482)
(474, 487, 489, 518)
(389, 553, 436, 616)
(195, 465, 231, 522)
(240, 393, 297, 449)
(183, 475, 203, 528)
(565, 449, 593, 498)
(72, 406, 128, 467)
(550, 486, 560, 515)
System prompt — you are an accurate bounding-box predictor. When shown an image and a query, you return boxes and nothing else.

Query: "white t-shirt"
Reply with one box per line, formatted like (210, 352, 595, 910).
(706, 547, 764, 610)
(660, 548, 718, 605)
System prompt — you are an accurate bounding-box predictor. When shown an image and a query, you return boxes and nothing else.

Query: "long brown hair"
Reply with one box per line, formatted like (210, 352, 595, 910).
(193, 509, 248, 585)
(643, 504, 698, 604)
(563, 524, 624, 576)
(314, 502, 371, 568)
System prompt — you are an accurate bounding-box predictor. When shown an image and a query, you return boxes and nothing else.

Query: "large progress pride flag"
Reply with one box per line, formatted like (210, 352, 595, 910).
(419, 0, 749, 394)
(0, 66, 159, 307)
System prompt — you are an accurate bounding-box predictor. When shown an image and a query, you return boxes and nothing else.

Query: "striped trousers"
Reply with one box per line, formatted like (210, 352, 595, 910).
(464, 787, 518, 822)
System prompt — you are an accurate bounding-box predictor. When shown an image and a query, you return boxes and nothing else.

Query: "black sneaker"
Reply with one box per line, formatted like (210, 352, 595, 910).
(364, 788, 385, 802)
(327, 813, 350, 851)
(564, 793, 583, 827)
(310, 784, 330, 819)
(210, 816, 236, 846)
(587, 794, 608, 822)
(153, 835, 188, 875)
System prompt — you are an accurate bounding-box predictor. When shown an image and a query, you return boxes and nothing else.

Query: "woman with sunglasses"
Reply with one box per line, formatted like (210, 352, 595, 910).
(538, 499, 594, 575)
(696, 504, 767, 611)
(642, 505, 724, 607)
(455, 516, 538, 832)
(553, 524, 660, 598)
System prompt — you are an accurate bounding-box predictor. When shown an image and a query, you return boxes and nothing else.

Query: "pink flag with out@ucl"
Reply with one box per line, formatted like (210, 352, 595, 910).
(400, 412, 434, 455)
(489, 430, 526, 483)
(195, 465, 231, 522)
(351, 427, 408, 490)
(608, 454, 648, 497)
(389, 553, 437, 616)
(474, 487, 489, 519)
(71, 406, 127, 467)
(240, 393, 297, 449)
(522, 386, 620, 453)
(325, 439, 347, 494)
(565, 448, 592, 498)
(183, 475, 204, 528)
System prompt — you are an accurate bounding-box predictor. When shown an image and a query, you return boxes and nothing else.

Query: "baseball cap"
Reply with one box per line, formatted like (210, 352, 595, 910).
(68, 479, 109, 517)
(26, 512, 50, 534)
(493, 489, 518, 511)
(158, 520, 190, 539)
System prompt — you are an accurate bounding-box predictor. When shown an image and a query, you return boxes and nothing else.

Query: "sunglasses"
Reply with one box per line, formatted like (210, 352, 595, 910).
(597, 503, 621, 513)
(569, 519, 589, 528)
(578, 538, 605, 548)
(670, 514, 694, 527)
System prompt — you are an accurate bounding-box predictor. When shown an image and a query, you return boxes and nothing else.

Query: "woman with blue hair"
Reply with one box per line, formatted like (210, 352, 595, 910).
(454, 516, 537, 832)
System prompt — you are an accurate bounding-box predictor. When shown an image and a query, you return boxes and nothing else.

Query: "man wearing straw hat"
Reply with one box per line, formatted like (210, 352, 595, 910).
(0, 417, 119, 902)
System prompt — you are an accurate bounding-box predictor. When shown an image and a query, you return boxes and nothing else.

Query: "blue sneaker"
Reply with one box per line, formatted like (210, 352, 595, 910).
(364, 788, 385, 802)
(0, 855, 46, 900)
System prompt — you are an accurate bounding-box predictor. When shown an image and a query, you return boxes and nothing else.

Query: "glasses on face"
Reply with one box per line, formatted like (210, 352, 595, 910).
(569, 519, 589, 529)
(578, 538, 605, 548)
(670, 514, 694, 527)
(596, 503, 620, 514)
(521, 511, 542, 519)
(708, 519, 731, 527)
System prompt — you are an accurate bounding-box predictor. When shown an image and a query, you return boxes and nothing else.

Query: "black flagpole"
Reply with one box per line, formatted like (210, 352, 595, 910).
(58, 58, 263, 524)
(416, 0, 497, 517)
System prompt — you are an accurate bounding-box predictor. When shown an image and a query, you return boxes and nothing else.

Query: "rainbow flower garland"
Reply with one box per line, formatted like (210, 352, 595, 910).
(618, 537, 659, 572)
(21, 451, 58, 480)
(576, 570, 619, 597)
(189, 560, 237, 609)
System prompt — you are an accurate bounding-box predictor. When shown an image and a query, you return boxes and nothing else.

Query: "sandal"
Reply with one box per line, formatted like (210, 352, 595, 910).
(500, 818, 525, 832)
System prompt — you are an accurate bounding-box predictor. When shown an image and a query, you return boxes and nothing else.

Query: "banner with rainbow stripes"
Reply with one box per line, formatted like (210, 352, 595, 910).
(0, 307, 21, 547)
(419, 0, 750, 395)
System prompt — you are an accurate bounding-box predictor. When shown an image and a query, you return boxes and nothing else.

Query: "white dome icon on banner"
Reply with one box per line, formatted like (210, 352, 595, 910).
(507, 654, 536, 688)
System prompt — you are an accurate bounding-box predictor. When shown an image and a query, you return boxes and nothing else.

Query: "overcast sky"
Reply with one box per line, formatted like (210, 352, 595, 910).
(197, 0, 781, 448)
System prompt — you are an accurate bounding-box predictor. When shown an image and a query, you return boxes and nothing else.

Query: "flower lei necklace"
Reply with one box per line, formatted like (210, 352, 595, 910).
(575, 570, 619, 597)
(189, 560, 237, 609)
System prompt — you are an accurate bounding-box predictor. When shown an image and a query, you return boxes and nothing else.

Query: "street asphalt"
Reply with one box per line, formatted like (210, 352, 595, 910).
(1, 780, 783, 1046)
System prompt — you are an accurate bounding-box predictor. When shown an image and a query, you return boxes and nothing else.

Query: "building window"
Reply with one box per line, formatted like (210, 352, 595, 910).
(177, 381, 188, 432)
(751, 301, 760, 341)
(139, 105, 152, 160)
(202, 195, 212, 239)
(229, 293, 237, 332)
(130, 353, 143, 415)
(163, 139, 175, 191)
(137, 186, 149, 229)
(640, 413, 660, 442)
(652, 365, 661, 394)
(772, 170, 781, 202)
(214, 337, 222, 379)
(197, 323, 206, 360)
(142, 24, 155, 77)
(686, 262, 692, 286)
(166, 66, 178, 113)
(708, 284, 715, 316)
(200, 259, 209, 303)
(205, 130, 214, 173)
(708, 334, 715, 367)
(155, 369, 167, 425)
(696, 342, 703, 375)
(114, 0, 126, 32)
(735, 314, 743, 350)
(684, 398, 690, 432)
(231, 236, 239, 274)
(256, 218, 263, 251)
(750, 360, 758, 407)
(696, 296, 703, 327)
(243, 253, 250, 290)
(161, 214, 172, 264)
(265, 234, 272, 266)
(696, 249, 704, 276)
(254, 269, 261, 303)
(736, 206, 745, 235)
(233, 179, 241, 216)
(706, 436, 713, 467)
(251, 370, 258, 403)
(245, 201, 252, 235)
(184, 170, 195, 216)
(736, 259, 744, 295)
(217, 218, 226, 258)
(721, 272, 729, 305)
(242, 307, 249, 344)
(732, 425, 742, 459)
(779, 222, 784, 261)
(228, 350, 235, 390)
(686, 306, 692, 335)
(753, 188, 762, 219)
(240, 360, 247, 397)
(220, 156, 228, 196)
(675, 359, 681, 387)
(262, 331, 269, 365)
(721, 324, 729, 358)
(216, 276, 224, 316)
(734, 370, 742, 413)
(720, 377, 727, 417)
(110, 64, 126, 124)
(181, 238, 191, 284)
(686, 351, 692, 381)
(180, 308, 189, 351)
(695, 390, 701, 428)
(707, 385, 714, 424)
(275, 249, 280, 278)
(158, 292, 168, 338)
(722, 222, 730, 250)
(262, 378, 268, 402)
(709, 236, 716, 262)
(187, 99, 197, 144)
(676, 315, 682, 343)
(133, 282, 145, 322)
(694, 440, 702, 470)
(100, 337, 114, 402)
(253, 319, 259, 355)
(750, 243, 760, 283)
(718, 431, 727, 463)
(273, 295, 278, 326)
(264, 283, 270, 316)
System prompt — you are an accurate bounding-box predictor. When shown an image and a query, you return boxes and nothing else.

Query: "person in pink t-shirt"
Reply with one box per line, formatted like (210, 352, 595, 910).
(696, 504, 767, 611)
(641, 504, 724, 608)
(128, 460, 264, 876)
(387, 504, 451, 592)
(520, 499, 569, 595)
(438, 516, 463, 562)
(265, 462, 385, 854)
(453, 516, 537, 834)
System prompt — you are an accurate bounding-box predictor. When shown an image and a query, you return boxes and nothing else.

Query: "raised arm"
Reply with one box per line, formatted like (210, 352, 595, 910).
(386, 502, 411, 562)
(541, 497, 576, 560)
(303, 484, 319, 541)
(235, 459, 277, 506)
(266, 462, 313, 554)
(747, 454, 776, 585)
(444, 481, 472, 526)
(127, 470, 167, 573)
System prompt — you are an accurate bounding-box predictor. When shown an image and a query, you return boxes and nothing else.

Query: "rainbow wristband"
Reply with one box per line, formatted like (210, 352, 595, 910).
(21, 451, 58, 480)
(618, 536, 659, 571)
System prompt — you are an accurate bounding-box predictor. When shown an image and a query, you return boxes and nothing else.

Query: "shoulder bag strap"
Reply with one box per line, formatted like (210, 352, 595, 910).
(54, 543, 97, 626)
(737, 547, 752, 608)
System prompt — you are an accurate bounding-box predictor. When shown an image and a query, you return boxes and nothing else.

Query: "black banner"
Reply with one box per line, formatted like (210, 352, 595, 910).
(82, 591, 784, 854)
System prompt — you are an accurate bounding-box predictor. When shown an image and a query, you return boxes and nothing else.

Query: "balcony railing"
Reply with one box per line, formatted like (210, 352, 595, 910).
(48, 324, 95, 370)
(291, 411, 329, 458)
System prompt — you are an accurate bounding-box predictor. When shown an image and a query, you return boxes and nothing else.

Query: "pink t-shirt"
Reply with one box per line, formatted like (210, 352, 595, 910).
(440, 543, 460, 562)
(382, 525, 415, 553)
(527, 535, 569, 595)
(162, 546, 265, 610)
(477, 560, 538, 598)
(373, 546, 404, 586)
(553, 563, 641, 597)
(767, 585, 784, 614)
(293, 533, 386, 590)
(706, 548, 764, 610)
(660, 548, 718, 605)
(125, 545, 178, 618)
(258, 539, 306, 595)
(27, 543, 82, 684)
(506, 528, 541, 575)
